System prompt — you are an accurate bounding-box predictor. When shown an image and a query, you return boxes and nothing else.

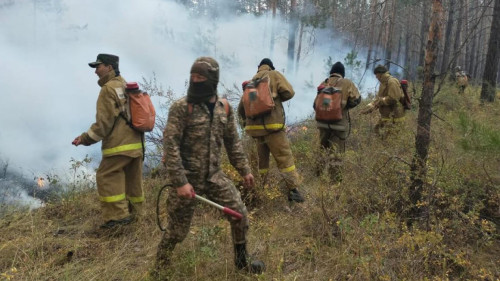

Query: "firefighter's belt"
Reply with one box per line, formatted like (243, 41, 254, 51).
(316, 122, 347, 131)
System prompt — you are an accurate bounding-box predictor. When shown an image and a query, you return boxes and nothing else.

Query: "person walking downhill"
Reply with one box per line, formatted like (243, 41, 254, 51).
(238, 58, 305, 203)
(72, 54, 144, 229)
(156, 57, 264, 277)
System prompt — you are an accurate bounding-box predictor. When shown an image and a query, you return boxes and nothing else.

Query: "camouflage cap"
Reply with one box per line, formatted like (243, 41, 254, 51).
(190, 57, 219, 82)
(88, 53, 119, 68)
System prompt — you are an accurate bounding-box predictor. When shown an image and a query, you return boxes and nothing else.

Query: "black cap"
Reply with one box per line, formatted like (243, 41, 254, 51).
(330, 61, 345, 77)
(258, 58, 275, 70)
(373, 64, 388, 74)
(89, 54, 119, 68)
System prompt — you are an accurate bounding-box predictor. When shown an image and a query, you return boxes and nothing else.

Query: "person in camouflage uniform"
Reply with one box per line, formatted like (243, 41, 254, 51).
(238, 58, 305, 203)
(156, 57, 264, 275)
(314, 62, 361, 182)
(361, 65, 405, 139)
(72, 54, 144, 229)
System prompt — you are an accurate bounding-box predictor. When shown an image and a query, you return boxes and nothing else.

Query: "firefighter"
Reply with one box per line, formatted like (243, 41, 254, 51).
(454, 66, 468, 94)
(314, 62, 361, 182)
(361, 65, 405, 139)
(72, 54, 144, 229)
(156, 57, 264, 276)
(238, 58, 305, 203)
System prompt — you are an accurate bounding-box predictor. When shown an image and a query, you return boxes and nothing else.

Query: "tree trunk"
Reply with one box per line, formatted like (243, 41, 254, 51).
(365, 0, 378, 69)
(440, 0, 455, 74)
(418, 2, 431, 68)
(473, 3, 486, 78)
(287, 0, 298, 74)
(480, 0, 500, 102)
(295, 21, 304, 74)
(464, 0, 471, 72)
(269, 0, 277, 56)
(385, 0, 397, 70)
(452, 0, 464, 70)
(409, 0, 444, 228)
(468, 1, 478, 81)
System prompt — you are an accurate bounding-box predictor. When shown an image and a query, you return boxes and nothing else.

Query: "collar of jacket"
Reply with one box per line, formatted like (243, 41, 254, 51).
(379, 72, 391, 84)
(257, 64, 273, 73)
(330, 73, 343, 79)
(98, 71, 117, 87)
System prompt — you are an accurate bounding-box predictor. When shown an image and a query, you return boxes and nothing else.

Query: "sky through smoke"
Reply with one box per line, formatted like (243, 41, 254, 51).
(0, 0, 379, 176)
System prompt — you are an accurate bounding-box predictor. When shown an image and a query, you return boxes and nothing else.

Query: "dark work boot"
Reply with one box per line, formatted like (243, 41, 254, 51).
(234, 243, 265, 274)
(288, 188, 305, 203)
(100, 216, 133, 229)
(154, 238, 177, 278)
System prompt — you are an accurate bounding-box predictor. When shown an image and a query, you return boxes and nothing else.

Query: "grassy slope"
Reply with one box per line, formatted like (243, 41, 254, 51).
(1, 85, 499, 281)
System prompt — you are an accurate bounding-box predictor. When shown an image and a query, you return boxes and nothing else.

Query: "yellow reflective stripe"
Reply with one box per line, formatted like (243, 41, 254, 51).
(128, 196, 145, 203)
(99, 193, 126, 203)
(259, 169, 268, 174)
(102, 143, 143, 155)
(280, 165, 296, 173)
(381, 117, 405, 123)
(245, 124, 285, 130)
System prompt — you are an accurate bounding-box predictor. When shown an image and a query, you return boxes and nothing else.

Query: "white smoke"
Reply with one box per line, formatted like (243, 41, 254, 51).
(0, 0, 378, 176)
(0, 178, 45, 210)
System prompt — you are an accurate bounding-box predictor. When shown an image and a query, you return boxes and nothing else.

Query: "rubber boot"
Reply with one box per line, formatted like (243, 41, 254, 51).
(234, 243, 265, 274)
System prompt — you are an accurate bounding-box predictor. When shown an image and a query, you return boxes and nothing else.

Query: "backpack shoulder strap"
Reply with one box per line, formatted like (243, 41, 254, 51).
(220, 98, 230, 116)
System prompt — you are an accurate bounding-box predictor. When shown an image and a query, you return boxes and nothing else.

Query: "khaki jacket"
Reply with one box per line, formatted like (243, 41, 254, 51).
(163, 96, 251, 188)
(315, 74, 361, 131)
(80, 71, 143, 158)
(375, 73, 405, 120)
(238, 65, 294, 137)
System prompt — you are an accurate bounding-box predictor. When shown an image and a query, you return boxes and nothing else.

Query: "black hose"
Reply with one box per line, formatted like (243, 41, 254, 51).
(156, 183, 172, 231)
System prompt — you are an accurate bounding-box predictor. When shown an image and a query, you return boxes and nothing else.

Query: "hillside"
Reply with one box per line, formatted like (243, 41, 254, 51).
(1, 84, 499, 281)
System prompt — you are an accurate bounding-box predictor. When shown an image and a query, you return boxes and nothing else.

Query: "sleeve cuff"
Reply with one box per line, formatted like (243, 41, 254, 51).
(170, 175, 188, 188)
(80, 133, 98, 146)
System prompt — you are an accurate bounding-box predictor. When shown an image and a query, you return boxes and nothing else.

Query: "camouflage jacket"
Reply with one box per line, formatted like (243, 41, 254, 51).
(163, 96, 251, 188)
(374, 73, 405, 120)
(237, 65, 295, 137)
(79, 71, 143, 158)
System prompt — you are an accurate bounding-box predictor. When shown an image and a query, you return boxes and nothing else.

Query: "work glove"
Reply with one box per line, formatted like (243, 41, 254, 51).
(361, 102, 377, 115)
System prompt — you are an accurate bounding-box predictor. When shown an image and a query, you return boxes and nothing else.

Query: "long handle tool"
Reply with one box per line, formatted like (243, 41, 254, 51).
(192, 192, 243, 220)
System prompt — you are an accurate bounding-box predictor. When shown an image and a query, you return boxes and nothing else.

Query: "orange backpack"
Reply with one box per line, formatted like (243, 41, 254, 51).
(241, 75, 275, 118)
(314, 78, 343, 123)
(124, 82, 156, 132)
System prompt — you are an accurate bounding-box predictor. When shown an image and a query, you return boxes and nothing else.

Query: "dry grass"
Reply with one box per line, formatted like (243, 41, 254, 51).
(1, 84, 499, 280)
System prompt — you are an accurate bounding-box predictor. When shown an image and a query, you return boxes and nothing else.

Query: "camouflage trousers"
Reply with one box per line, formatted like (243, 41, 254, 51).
(96, 155, 144, 222)
(158, 174, 249, 256)
(317, 128, 346, 182)
(255, 130, 301, 190)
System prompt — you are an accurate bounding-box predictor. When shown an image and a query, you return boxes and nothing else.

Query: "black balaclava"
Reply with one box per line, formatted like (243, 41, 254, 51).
(187, 57, 219, 103)
(330, 61, 345, 78)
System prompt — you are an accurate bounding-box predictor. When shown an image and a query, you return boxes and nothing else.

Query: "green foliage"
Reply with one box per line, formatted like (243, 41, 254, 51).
(457, 111, 500, 152)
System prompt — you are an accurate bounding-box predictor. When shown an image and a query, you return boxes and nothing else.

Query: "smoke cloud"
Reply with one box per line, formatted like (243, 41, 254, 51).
(0, 0, 378, 177)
